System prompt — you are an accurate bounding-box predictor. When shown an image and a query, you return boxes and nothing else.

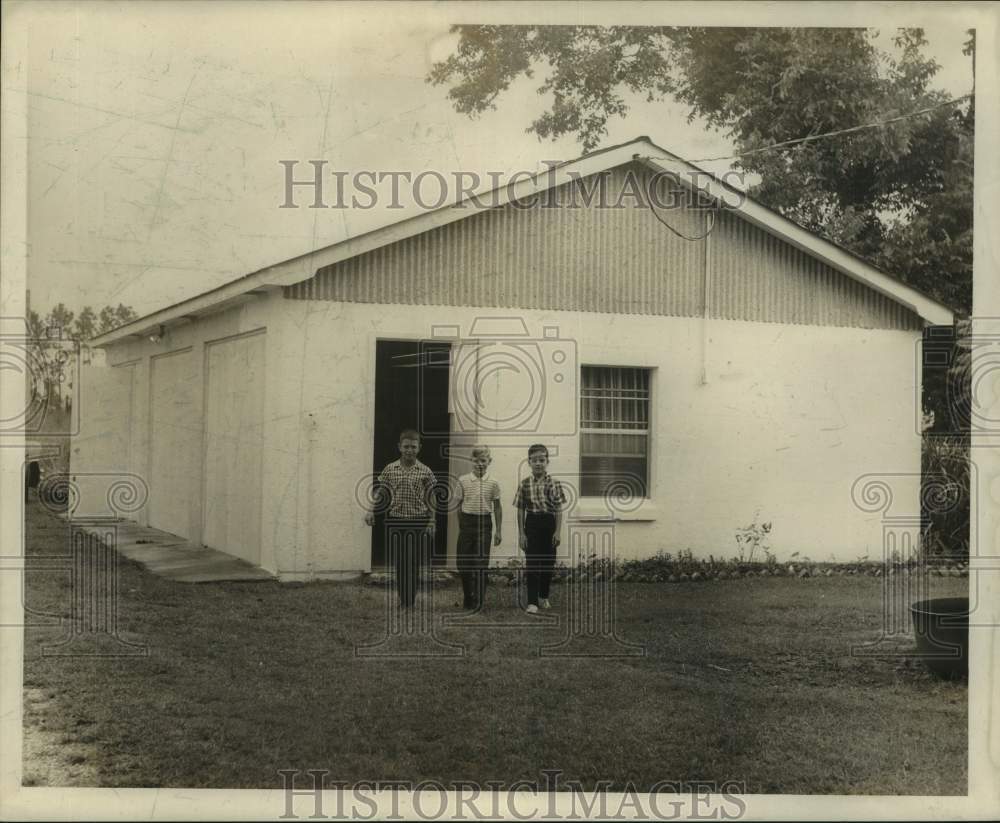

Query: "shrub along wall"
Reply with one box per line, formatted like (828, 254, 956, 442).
(362, 554, 970, 586)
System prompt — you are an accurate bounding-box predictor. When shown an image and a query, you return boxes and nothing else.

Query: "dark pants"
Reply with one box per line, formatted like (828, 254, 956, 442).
(456, 512, 492, 608)
(524, 512, 556, 607)
(385, 518, 430, 607)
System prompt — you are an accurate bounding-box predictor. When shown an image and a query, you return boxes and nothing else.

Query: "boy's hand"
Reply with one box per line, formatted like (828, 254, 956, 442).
(519, 534, 528, 551)
(364, 512, 375, 527)
(493, 531, 502, 546)
(425, 522, 436, 537)
(551, 535, 561, 548)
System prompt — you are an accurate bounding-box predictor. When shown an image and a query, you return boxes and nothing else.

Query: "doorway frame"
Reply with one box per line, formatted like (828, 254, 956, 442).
(369, 336, 454, 569)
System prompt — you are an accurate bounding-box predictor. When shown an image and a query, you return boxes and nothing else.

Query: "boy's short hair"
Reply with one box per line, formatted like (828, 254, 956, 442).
(527, 443, 549, 459)
(398, 428, 421, 443)
(470, 444, 491, 459)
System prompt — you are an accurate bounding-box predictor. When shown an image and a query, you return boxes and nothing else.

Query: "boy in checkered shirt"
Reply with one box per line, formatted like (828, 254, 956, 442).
(513, 443, 566, 614)
(364, 429, 436, 608)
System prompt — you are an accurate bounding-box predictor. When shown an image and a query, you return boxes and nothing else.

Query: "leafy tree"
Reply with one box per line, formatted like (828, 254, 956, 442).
(96, 303, 138, 335)
(46, 302, 75, 334)
(73, 306, 97, 341)
(27, 301, 136, 343)
(429, 26, 973, 313)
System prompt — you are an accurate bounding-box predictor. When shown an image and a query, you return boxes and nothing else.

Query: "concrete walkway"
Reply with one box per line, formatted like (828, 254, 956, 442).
(67, 518, 275, 583)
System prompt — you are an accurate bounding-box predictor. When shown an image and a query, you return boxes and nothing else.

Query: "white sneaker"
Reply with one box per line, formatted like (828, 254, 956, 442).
(525, 604, 539, 615)
(539, 598, 551, 610)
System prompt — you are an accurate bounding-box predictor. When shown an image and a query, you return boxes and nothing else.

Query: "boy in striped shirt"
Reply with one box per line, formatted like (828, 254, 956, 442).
(454, 445, 502, 611)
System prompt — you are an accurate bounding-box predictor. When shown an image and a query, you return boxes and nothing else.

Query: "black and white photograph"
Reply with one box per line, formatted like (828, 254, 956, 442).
(1, 1, 998, 820)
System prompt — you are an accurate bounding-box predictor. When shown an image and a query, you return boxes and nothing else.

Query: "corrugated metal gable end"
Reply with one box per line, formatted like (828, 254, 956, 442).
(285, 165, 922, 331)
(711, 210, 919, 329)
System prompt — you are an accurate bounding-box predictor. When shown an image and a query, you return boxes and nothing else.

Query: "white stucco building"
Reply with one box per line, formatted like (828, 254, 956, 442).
(72, 137, 953, 579)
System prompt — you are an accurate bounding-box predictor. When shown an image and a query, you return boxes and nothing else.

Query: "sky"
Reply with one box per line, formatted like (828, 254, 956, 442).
(15, 1, 978, 320)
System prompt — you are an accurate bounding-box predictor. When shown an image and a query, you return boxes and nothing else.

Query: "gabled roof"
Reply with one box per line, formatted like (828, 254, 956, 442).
(92, 136, 954, 346)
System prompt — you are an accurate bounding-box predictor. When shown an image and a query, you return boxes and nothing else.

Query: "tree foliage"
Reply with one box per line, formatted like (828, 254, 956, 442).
(429, 26, 973, 313)
(26, 301, 137, 342)
(25, 302, 138, 411)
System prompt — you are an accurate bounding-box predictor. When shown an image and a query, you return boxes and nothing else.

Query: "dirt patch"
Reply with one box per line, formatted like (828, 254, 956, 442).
(22, 688, 100, 787)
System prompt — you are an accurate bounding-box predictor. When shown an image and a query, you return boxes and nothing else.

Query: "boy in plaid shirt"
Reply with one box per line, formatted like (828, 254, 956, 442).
(513, 444, 566, 614)
(364, 429, 436, 608)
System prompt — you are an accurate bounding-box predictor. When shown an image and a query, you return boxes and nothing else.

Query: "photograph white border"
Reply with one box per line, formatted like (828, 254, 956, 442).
(2, 1, 997, 819)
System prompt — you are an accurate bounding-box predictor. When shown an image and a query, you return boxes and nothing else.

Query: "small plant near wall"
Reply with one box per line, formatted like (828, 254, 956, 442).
(734, 511, 773, 564)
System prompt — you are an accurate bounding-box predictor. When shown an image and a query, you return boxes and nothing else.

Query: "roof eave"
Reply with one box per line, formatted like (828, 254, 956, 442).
(93, 135, 954, 345)
(634, 151, 955, 327)
(91, 139, 661, 347)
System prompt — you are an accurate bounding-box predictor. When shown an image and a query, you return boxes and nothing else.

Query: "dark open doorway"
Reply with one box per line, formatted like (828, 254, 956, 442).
(371, 339, 451, 568)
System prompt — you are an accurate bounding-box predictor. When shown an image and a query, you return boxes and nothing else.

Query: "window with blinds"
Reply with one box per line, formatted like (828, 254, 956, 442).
(580, 366, 650, 498)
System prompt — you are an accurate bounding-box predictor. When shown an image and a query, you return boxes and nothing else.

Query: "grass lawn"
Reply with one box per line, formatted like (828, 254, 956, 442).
(22, 501, 967, 793)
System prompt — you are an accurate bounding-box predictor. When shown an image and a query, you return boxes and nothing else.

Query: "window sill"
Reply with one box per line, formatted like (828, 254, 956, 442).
(569, 499, 658, 522)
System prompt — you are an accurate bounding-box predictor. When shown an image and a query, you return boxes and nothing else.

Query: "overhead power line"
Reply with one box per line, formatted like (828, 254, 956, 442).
(641, 94, 971, 241)
(686, 95, 972, 163)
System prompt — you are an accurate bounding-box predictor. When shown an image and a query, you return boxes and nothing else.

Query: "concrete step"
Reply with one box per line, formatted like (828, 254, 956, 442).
(65, 518, 274, 583)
